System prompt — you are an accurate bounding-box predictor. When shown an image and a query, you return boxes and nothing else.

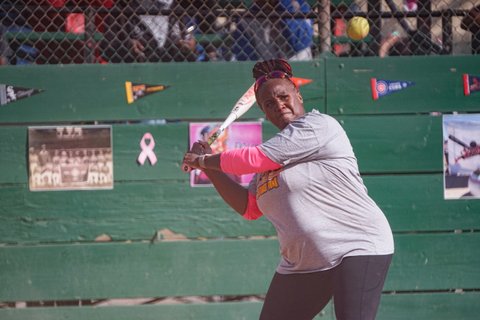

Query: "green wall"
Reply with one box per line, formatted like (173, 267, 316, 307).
(1, 56, 479, 319)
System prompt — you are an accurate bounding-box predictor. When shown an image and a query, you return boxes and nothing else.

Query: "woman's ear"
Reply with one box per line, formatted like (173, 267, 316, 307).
(256, 101, 267, 120)
(296, 91, 304, 103)
(260, 105, 269, 121)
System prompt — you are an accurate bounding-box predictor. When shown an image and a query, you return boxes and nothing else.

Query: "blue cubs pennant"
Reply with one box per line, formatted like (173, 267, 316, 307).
(463, 74, 480, 96)
(370, 78, 415, 100)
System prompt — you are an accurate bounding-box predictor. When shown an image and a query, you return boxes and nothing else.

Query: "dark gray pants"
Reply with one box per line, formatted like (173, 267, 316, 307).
(260, 254, 393, 320)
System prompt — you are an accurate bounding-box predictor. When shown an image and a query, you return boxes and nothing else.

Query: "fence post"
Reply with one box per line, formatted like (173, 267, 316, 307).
(317, 0, 331, 54)
(84, 6, 96, 64)
(441, 10, 453, 54)
(367, 0, 382, 55)
(417, 0, 432, 55)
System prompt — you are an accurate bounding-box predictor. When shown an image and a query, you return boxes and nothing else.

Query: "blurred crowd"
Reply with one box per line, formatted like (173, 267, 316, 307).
(0, 0, 479, 65)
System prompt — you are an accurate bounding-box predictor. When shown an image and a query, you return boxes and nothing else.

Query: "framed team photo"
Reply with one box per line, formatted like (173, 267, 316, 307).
(188, 121, 262, 187)
(28, 125, 113, 191)
(443, 114, 480, 199)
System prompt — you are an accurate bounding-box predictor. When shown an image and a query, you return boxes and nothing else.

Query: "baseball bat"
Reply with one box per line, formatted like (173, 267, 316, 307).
(448, 134, 469, 149)
(182, 83, 256, 172)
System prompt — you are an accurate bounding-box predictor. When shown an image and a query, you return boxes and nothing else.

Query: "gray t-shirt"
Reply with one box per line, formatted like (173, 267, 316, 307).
(250, 110, 394, 274)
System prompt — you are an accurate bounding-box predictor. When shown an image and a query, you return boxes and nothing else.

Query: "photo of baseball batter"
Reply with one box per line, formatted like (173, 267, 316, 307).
(443, 114, 480, 199)
(189, 121, 262, 187)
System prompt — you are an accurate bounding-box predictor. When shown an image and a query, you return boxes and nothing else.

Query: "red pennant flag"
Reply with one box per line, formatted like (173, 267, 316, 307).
(291, 77, 313, 87)
(463, 74, 480, 96)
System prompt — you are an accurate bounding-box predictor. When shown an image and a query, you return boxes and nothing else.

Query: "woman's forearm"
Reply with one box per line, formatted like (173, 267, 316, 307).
(203, 168, 248, 215)
(183, 150, 251, 215)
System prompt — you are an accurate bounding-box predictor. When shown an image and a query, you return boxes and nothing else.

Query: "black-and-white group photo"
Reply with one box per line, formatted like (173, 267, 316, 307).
(28, 125, 113, 191)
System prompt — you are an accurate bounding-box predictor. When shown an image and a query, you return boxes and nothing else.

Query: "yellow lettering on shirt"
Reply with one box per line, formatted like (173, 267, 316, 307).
(257, 176, 279, 197)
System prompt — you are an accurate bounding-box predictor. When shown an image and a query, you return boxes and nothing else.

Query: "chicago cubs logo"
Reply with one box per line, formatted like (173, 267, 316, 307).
(376, 81, 388, 95)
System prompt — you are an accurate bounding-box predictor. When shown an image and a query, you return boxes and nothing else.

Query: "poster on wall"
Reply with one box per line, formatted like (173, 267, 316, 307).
(28, 125, 113, 191)
(188, 121, 262, 187)
(443, 114, 480, 199)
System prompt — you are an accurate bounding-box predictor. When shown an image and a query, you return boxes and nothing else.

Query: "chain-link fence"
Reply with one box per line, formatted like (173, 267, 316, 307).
(0, 0, 478, 65)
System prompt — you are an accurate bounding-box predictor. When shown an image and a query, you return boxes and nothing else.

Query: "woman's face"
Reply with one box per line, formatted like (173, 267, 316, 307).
(256, 78, 305, 130)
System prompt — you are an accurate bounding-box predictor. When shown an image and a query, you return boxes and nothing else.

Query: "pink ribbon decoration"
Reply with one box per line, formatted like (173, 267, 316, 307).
(137, 133, 157, 165)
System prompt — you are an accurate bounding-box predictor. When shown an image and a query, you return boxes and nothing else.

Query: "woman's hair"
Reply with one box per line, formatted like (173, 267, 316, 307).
(252, 58, 293, 80)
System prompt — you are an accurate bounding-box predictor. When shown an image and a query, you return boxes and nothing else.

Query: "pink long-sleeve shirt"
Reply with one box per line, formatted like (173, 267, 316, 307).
(220, 146, 282, 219)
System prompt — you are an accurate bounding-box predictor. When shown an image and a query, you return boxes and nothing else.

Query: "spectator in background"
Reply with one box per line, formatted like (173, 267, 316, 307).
(280, 0, 313, 61)
(0, 25, 13, 65)
(379, 30, 412, 57)
(231, 0, 289, 61)
(1, 1, 38, 64)
(231, 0, 313, 61)
(204, 44, 220, 61)
(379, 27, 443, 57)
(461, 5, 480, 55)
(101, 0, 201, 62)
(403, 0, 417, 12)
(183, 0, 219, 34)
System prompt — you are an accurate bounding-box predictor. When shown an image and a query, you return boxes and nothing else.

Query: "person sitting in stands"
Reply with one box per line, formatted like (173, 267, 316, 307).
(101, 0, 200, 62)
(231, 0, 313, 61)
